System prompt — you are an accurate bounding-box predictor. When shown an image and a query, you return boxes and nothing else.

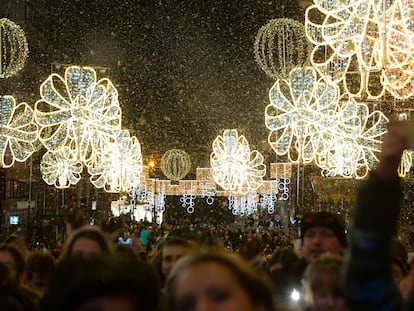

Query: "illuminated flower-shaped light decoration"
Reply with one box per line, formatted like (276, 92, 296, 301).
(161, 149, 191, 181)
(40, 147, 83, 189)
(382, 0, 414, 99)
(0, 96, 38, 167)
(306, 0, 414, 100)
(210, 129, 266, 194)
(0, 18, 29, 79)
(315, 97, 388, 179)
(305, 0, 394, 99)
(34, 66, 122, 164)
(265, 67, 340, 164)
(88, 129, 142, 193)
(254, 18, 310, 79)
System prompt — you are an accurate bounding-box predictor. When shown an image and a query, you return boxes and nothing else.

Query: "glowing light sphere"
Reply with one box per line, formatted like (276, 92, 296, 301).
(265, 66, 340, 164)
(40, 147, 83, 189)
(0, 18, 28, 79)
(88, 129, 143, 193)
(34, 65, 122, 164)
(0, 95, 38, 168)
(254, 18, 310, 80)
(210, 129, 266, 194)
(161, 149, 191, 181)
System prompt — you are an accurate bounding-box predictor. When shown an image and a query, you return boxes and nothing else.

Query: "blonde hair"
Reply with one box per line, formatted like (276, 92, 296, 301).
(303, 253, 344, 305)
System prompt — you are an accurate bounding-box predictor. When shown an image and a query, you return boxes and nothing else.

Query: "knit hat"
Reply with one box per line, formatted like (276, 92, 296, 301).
(300, 211, 347, 247)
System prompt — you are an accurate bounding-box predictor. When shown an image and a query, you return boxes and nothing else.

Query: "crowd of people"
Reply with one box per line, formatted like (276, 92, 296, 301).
(1, 120, 414, 310)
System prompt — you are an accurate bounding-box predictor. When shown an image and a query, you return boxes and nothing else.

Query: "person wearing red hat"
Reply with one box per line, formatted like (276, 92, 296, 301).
(270, 211, 346, 306)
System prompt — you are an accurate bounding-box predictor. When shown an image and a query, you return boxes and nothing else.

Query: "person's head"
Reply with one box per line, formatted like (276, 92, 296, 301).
(301, 212, 346, 263)
(303, 253, 346, 311)
(0, 261, 28, 311)
(41, 254, 160, 311)
(0, 244, 26, 285)
(25, 251, 56, 295)
(161, 237, 192, 280)
(4, 235, 29, 258)
(267, 247, 298, 273)
(165, 251, 274, 311)
(60, 226, 110, 261)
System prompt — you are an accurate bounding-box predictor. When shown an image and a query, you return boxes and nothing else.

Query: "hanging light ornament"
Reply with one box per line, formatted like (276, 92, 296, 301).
(305, 0, 414, 100)
(40, 147, 83, 189)
(88, 129, 143, 193)
(397, 113, 413, 177)
(34, 66, 122, 165)
(210, 129, 266, 194)
(161, 149, 191, 181)
(382, 0, 414, 99)
(265, 66, 340, 164)
(0, 95, 38, 168)
(254, 18, 310, 80)
(315, 97, 388, 179)
(0, 18, 29, 79)
(265, 66, 388, 178)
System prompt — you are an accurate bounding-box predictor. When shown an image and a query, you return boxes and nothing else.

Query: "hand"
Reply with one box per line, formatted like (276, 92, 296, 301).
(376, 120, 409, 180)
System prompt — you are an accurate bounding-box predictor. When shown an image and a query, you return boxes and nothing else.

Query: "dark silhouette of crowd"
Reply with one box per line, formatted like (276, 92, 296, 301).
(1, 120, 414, 311)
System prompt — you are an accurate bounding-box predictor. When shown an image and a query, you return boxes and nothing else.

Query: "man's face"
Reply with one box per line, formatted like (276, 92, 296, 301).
(302, 227, 344, 263)
(161, 244, 190, 279)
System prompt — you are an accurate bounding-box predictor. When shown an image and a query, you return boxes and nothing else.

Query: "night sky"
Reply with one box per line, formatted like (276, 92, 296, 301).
(1, 0, 304, 175)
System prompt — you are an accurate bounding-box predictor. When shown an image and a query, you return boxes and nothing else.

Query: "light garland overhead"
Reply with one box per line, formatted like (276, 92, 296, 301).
(0, 95, 38, 168)
(88, 129, 142, 193)
(265, 66, 340, 164)
(40, 147, 83, 189)
(0, 18, 29, 79)
(210, 129, 266, 194)
(228, 192, 259, 216)
(305, 0, 414, 100)
(34, 65, 122, 164)
(254, 18, 310, 80)
(161, 149, 191, 181)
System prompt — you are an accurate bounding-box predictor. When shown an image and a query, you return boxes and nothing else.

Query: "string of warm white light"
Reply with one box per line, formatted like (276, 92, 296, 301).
(0, 18, 29, 79)
(397, 113, 413, 177)
(0, 96, 38, 168)
(210, 129, 266, 194)
(228, 192, 259, 216)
